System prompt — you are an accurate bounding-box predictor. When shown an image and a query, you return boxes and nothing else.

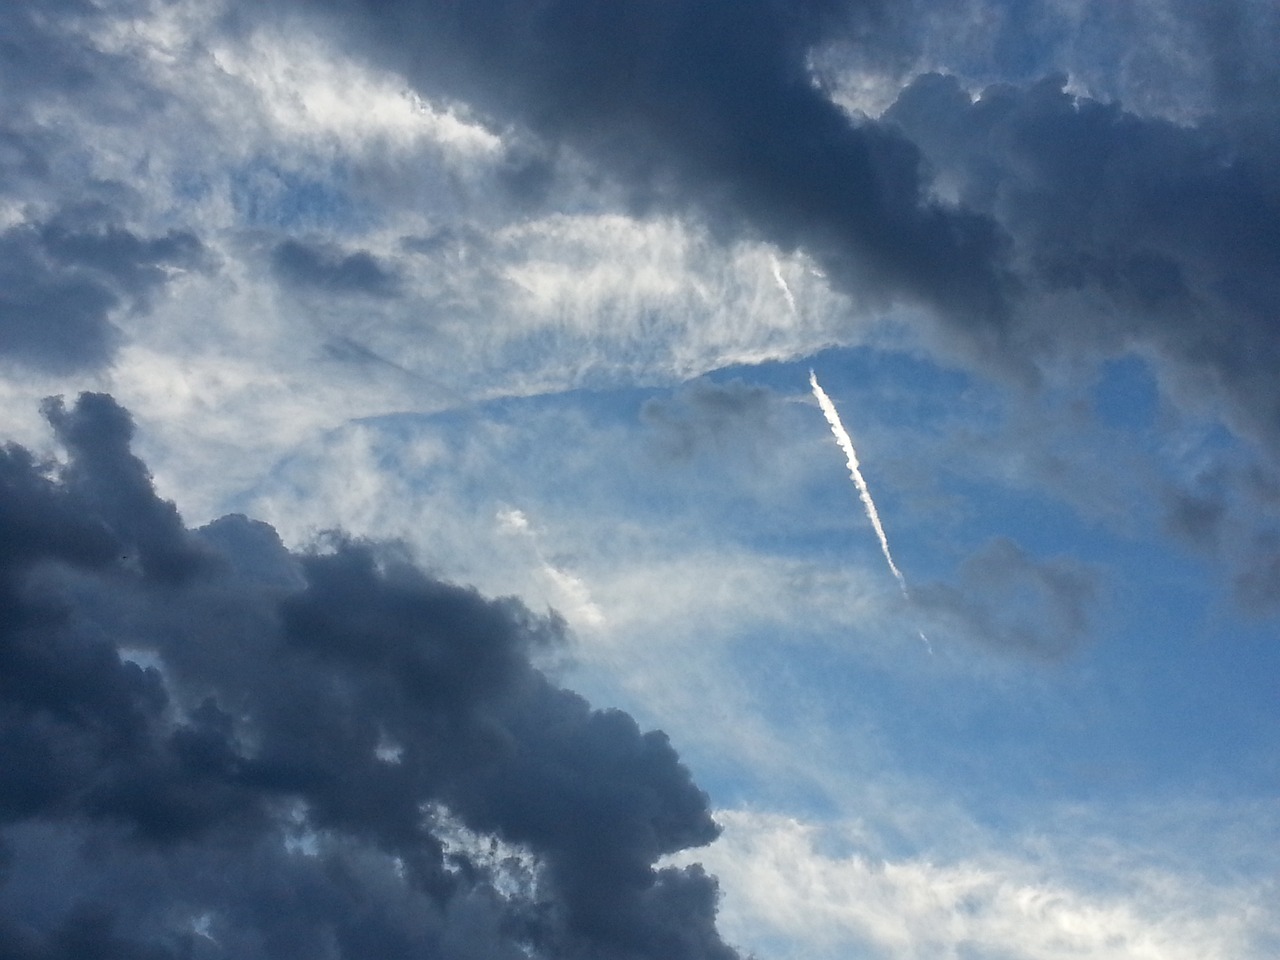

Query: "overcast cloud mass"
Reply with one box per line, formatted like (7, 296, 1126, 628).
(1, 0, 1278, 958)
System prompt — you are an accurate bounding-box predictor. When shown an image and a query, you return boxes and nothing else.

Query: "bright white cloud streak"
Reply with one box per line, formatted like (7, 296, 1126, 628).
(497, 508, 606, 630)
(770, 254, 798, 316)
(809, 370, 908, 594)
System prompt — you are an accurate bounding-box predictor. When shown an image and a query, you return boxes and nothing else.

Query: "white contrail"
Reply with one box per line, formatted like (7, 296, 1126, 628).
(770, 255, 798, 316)
(809, 370, 932, 652)
(808, 370, 907, 593)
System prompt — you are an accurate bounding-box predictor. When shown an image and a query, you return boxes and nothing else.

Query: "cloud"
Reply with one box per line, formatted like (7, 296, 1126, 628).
(1233, 530, 1280, 614)
(0, 393, 737, 960)
(0, 209, 205, 373)
(675, 808, 1279, 960)
(0, 1, 154, 128)
(270, 237, 401, 297)
(257, 0, 1280, 464)
(914, 537, 1100, 660)
(1163, 487, 1227, 551)
(641, 379, 780, 464)
(288, 0, 1012, 325)
(885, 70, 1280, 448)
(1157, 463, 1280, 615)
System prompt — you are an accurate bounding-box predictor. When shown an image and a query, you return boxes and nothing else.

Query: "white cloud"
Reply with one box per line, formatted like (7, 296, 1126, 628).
(203, 23, 502, 158)
(678, 808, 1279, 960)
(497, 506, 606, 630)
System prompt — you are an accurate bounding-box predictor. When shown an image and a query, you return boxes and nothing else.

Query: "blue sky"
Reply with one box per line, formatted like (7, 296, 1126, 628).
(1, 1, 1278, 958)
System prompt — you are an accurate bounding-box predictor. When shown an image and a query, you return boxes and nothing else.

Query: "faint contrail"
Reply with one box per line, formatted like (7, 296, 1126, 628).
(808, 369, 907, 593)
(770, 255, 797, 316)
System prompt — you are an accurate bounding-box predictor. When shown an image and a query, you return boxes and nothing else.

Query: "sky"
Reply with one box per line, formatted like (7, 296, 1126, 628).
(1, 0, 1278, 957)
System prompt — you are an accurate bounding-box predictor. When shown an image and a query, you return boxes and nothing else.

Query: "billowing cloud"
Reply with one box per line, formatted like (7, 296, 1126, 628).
(885, 69, 1280, 446)
(268, 0, 1280, 460)
(287, 0, 1012, 325)
(0, 394, 736, 960)
(0, 209, 205, 373)
(2, 4, 1278, 957)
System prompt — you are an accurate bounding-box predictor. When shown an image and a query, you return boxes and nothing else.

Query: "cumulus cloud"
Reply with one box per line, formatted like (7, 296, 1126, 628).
(2, 3, 1277, 952)
(0, 393, 736, 960)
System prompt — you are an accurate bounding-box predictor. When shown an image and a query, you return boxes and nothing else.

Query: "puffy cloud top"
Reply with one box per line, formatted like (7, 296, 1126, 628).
(0, 393, 734, 960)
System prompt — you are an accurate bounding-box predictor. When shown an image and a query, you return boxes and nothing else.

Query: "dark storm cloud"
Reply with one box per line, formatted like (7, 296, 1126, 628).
(0, 210, 206, 373)
(271, 238, 401, 298)
(885, 71, 1280, 445)
(915, 537, 1100, 660)
(273, 0, 1280, 453)
(289, 0, 1012, 324)
(0, 394, 736, 960)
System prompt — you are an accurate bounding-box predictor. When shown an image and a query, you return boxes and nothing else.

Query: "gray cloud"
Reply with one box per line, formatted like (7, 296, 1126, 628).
(0, 394, 736, 960)
(0, 3, 208, 374)
(271, 238, 401, 298)
(1163, 488, 1227, 551)
(290, 0, 1013, 325)
(915, 537, 1101, 659)
(1234, 530, 1280, 614)
(0, 209, 205, 373)
(885, 70, 1280, 445)
(641, 380, 780, 464)
(0, 2, 174, 203)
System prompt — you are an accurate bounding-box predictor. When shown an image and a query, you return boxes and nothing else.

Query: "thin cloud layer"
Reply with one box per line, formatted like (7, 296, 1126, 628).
(680, 808, 1279, 960)
(0, 394, 736, 960)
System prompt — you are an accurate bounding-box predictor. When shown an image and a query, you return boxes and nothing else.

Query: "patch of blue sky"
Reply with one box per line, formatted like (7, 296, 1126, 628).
(677, 346, 1279, 825)
(932, 470, 1115, 554)
(726, 601, 1270, 848)
(707, 647, 1106, 854)
(227, 157, 365, 232)
(1084, 581, 1280, 789)
(234, 363, 1277, 815)
(712, 345, 981, 423)
(1093, 353, 1161, 432)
